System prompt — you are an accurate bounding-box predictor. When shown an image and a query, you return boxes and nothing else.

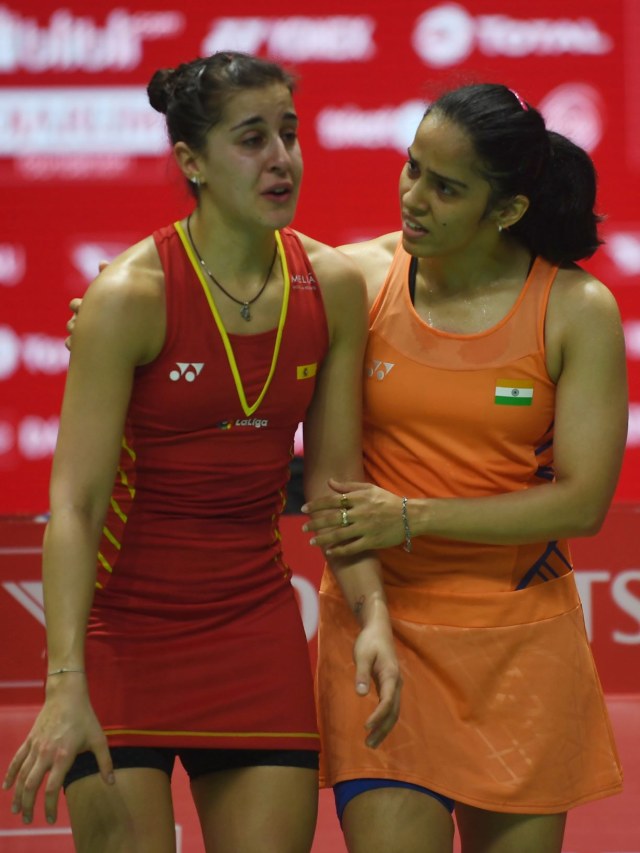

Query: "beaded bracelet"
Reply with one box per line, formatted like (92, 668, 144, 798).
(401, 496, 412, 553)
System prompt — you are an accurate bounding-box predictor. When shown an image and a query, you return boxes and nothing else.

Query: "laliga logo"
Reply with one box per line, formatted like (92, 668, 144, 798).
(412, 3, 612, 68)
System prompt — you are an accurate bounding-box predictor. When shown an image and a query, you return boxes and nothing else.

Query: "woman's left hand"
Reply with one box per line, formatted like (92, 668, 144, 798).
(302, 479, 406, 556)
(352, 616, 402, 748)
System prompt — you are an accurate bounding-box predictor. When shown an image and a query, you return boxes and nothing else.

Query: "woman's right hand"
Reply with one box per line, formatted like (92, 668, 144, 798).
(64, 298, 83, 351)
(65, 261, 108, 350)
(2, 673, 114, 825)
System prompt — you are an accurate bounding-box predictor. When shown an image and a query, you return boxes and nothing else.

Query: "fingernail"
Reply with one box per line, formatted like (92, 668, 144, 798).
(23, 815, 32, 825)
(107, 772, 115, 785)
(356, 682, 368, 695)
(302, 524, 308, 532)
(301, 504, 308, 513)
(47, 816, 55, 824)
(309, 538, 316, 546)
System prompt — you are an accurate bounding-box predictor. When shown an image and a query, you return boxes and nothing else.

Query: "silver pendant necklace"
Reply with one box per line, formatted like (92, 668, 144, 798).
(186, 214, 277, 321)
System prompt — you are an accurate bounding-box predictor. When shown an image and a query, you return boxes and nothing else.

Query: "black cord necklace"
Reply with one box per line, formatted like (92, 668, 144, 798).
(186, 214, 277, 321)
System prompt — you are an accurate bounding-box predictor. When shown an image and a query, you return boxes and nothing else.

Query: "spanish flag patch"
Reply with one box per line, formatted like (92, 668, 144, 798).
(297, 363, 317, 380)
(495, 379, 534, 406)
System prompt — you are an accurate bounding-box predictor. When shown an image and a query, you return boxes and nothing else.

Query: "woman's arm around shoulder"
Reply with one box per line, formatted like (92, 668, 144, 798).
(337, 231, 400, 310)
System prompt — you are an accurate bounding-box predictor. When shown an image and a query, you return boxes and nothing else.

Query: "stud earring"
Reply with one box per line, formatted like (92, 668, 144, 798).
(190, 176, 200, 186)
(497, 224, 503, 233)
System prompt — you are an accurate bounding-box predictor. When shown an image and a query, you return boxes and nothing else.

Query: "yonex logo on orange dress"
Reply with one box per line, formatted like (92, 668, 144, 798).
(366, 360, 395, 381)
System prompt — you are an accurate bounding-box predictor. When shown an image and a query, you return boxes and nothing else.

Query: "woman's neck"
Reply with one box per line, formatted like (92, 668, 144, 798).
(187, 208, 277, 282)
(416, 238, 531, 297)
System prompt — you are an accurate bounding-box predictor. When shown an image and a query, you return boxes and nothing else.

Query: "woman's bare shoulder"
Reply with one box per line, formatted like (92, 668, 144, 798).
(92, 236, 164, 297)
(549, 264, 621, 321)
(293, 231, 367, 312)
(77, 235, 166, 363)
(337, 232, 401, 307)
(338, 231, 400, 256)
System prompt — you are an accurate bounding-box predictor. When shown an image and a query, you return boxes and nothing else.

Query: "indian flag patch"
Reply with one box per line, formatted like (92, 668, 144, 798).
(495, 379, 534, 406)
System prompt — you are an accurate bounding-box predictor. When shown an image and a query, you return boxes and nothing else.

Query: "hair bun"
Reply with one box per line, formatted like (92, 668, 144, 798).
(147, 68, 175, 114)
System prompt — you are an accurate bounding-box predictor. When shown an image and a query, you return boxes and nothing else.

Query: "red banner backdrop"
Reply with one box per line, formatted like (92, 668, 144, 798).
(1, 0, 639, 514)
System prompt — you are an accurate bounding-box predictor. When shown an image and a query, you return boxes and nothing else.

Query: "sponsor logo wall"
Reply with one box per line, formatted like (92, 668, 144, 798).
(1, 0, 639, 513)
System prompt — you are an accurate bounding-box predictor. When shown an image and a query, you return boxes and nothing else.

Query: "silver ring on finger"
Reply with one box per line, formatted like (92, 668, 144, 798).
(340, 507, 350, 527)
(340, 493, 350, 509)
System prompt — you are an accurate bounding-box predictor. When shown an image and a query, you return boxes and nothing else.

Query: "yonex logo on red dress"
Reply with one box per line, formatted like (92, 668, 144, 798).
(169, 362, 204, 382)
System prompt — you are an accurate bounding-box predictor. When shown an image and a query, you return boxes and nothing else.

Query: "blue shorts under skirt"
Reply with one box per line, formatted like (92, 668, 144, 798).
(334, 778, 455, 823)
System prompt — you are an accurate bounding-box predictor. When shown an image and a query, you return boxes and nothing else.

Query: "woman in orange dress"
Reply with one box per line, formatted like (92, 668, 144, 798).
(305, 83, 627, 853)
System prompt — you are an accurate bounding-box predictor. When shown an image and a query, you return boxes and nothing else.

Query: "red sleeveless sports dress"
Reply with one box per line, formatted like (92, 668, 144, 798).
(85, 223, 328, 751)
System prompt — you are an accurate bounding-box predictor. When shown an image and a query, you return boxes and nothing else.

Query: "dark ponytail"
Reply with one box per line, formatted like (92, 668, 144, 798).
(426, 83, 603, 264)
(509, 131, 603, 263)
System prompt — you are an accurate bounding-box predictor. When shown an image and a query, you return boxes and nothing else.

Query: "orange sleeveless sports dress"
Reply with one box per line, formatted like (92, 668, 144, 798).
(316, 242, 622, 813)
